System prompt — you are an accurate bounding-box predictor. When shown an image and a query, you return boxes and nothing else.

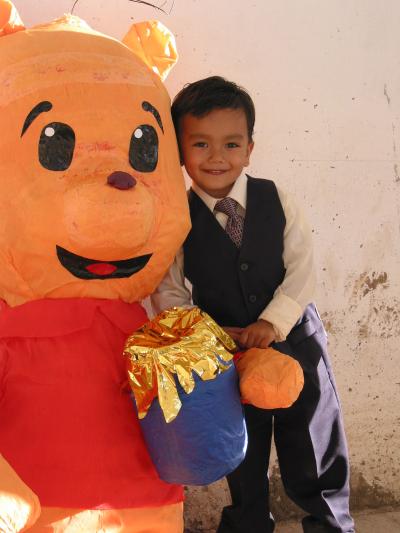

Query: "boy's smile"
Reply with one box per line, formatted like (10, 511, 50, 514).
(179, 108, 254, 198)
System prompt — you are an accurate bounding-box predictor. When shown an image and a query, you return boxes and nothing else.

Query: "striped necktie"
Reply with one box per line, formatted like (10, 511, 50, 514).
(214, 197, 244, 248)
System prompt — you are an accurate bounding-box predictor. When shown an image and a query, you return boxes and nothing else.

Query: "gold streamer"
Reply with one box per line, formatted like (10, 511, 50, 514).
(124, 307, 237, 422)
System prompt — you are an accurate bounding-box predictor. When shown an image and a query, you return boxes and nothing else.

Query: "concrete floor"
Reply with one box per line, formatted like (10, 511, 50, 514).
(186, 507, 400, 532)
(277, 508, 400, 532)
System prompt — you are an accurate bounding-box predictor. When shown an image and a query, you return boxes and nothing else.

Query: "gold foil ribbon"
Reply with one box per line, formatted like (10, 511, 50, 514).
(124, 307, 237, 423)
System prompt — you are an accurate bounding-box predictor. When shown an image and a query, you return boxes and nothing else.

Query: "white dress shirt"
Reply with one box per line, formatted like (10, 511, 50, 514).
(151, 173, 316, 341)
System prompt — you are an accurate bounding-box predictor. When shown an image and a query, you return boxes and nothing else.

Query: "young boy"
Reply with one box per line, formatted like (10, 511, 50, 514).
(151, 76, 355, 533)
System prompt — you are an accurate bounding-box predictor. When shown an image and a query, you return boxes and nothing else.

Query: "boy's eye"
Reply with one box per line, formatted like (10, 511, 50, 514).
(226, 142, 239, 148)
(129, 124, 158, 172)
(193, 142, 207, 148)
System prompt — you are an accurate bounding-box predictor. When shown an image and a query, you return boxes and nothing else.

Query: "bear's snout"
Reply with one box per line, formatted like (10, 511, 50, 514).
(107, 171, 137, 190)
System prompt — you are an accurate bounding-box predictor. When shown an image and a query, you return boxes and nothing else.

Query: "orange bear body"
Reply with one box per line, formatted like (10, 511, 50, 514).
(0, 1, 190, 531)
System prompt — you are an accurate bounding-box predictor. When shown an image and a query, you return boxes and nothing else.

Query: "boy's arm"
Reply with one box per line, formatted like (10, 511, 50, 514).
(258, 187, 316, 342)
(150, 247, 192, 315)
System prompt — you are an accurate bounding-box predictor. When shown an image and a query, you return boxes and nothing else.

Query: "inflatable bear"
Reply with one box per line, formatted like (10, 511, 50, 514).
(0, 1, 190, 531)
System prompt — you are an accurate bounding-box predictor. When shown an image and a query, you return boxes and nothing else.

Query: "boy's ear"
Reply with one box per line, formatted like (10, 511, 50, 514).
(245, 141, 254, 166)
(122, 20, 178, 81)
(0, 0, 25, 37)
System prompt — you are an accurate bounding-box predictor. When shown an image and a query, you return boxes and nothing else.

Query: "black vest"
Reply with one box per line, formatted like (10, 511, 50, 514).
(183, 176, 286, 327)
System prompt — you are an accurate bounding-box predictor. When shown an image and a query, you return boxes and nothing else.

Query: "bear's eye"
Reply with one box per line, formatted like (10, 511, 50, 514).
(39, 122, 75, 171)
(129, 124, 158, 173)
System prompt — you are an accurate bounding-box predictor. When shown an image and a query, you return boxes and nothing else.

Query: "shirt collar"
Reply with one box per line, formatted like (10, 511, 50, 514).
(191, 172, 248, 212)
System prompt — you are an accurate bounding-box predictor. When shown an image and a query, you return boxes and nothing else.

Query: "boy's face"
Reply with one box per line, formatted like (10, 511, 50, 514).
(179, 108, 254, 198)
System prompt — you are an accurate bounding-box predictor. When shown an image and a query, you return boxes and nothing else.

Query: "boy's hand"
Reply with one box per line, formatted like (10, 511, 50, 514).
(223, 326, 243, 343)
(238, 319, 276, 349)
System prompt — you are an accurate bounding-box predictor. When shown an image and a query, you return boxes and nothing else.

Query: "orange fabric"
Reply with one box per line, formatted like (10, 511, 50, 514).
(123, 21, 178, 82)
(0, 0, 24, 36)
(0, 8, 190, 307)
(236, 347, 304, 409)
(29, 503, 183, 533)
(0, 454, 41, 532)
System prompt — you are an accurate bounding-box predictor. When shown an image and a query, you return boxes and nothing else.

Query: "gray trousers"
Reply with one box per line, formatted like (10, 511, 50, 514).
(217, 304, 355, 533)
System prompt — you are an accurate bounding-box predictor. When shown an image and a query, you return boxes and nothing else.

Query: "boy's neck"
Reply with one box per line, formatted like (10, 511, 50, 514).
(191, 182, 234, 199)
(191, 172, 247, 199)
(191, 173, 248, 210)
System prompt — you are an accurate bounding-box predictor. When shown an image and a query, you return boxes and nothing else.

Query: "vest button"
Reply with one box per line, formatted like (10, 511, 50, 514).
(248, 294, 257, 303)
(240, 262, 249, 272)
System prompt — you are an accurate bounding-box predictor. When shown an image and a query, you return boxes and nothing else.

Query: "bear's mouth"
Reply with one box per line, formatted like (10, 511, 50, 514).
(56, 245, 152, 280)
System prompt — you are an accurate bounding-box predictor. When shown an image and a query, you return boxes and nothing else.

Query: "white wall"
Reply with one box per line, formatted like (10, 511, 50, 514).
(14, 0, 400, 526)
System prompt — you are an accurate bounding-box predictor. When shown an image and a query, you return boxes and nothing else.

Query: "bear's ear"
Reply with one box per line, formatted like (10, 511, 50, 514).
(122, 20, 177, 81)
(0, 0, 25, 37)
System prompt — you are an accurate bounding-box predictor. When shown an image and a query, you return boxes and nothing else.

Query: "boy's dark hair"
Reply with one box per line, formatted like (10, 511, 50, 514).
(171, 76, 255, 142)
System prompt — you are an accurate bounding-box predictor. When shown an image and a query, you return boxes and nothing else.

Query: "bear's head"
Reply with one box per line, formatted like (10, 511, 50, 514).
(0, 0, 190, 307)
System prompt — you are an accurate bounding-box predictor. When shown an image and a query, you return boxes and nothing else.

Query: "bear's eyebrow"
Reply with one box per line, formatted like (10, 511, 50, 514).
(21, 101, 53, 137)
(142, 101, 164, 133)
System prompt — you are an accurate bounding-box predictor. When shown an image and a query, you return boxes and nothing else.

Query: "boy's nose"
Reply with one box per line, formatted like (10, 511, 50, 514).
(107, 171, 137, 190)
(209, 149, 224, 162)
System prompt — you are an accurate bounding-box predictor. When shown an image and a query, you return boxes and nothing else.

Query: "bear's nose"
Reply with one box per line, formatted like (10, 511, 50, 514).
(107, 171, 137, 190)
